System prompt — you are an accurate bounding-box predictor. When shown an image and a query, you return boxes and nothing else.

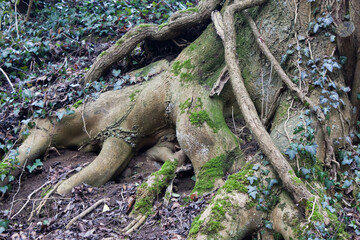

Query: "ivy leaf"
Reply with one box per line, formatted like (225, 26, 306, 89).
(248, 191, 257, 199)
(340, 56, 347, 65)
(301, 168, 311, 176)
(322, 15, 333, 26)
(0, 186, 8, 194)
(56, 111, 66, 121)
(342, 179, 352, 188)
(324, 178, 334, 189)
(247, 176, 258, 185)
(320, 96, 328, 104)
(341, 155, 353, 165)
(334, 192, 343, 201)
(303, 47, 310, 57)
(330, 35, 336, 42)
(305, 144, 317, 155)
(322, 107, 330, 115)
(341, 86, 351, 93)
(252, 164, 260, 171)
(267, 179, 279, 190)
(264, 220, 273, 229)
(112, 69, 121, 77)
(285, 148, 297, 160)
(323, 62, 333, 72)
(0, 219, 9, 234)
(313, 23, 320, 33)
(301, 71, 308, 81)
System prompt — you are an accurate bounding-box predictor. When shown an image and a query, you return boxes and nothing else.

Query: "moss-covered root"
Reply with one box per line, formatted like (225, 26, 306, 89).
(56, 137, 133, 195)
(189, 190, 264, 239)
(270, 192, 302, 240)
(124, 156, 181, 234)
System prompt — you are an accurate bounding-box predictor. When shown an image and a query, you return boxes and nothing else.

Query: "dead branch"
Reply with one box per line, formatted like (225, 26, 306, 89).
(0, 67, 15, 92)
(11, 181, 51, 219)
(65, 198, 109, 229)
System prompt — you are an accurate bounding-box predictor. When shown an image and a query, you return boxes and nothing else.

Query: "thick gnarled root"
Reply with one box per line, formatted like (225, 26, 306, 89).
(56, 137, 133, 195)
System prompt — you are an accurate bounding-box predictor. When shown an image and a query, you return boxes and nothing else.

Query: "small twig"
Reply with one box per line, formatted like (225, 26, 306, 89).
(307, 196, 317, 223)
(9, 134, 36, 218)
(125, 215, 146, 234)
(231, 106, 237, 134)
(284, 99, 294, 144)
(14, 3, 19, 39)
(261, 69, 265, 120)
(81, 101, 91, 139)
(25, 0, 34, 22)
(265, 63, 273, 115)
(0, 67, 15, 92)
(33, 180, 63, 218)
(11, 181, 51, 219)
(66, 198, 109, 229)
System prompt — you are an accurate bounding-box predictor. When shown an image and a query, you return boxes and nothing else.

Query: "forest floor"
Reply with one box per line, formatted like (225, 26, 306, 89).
(0, 117, 258, 240)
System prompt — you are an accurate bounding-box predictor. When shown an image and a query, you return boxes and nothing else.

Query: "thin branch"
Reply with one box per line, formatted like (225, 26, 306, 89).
(11, 181, 51, 219)
(66, 198, 109, 229)
(0, 67, 15, 92)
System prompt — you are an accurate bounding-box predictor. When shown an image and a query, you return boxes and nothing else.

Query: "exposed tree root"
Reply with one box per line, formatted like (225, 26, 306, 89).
(243, 11, 339, 174)
(83, 0, 223, 83)
(123, 139, 186, 233)
(212, 0, 312, 203)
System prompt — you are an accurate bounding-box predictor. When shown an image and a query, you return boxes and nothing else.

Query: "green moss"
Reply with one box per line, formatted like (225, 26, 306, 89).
(149, 159, 178, 194)
(99, 50, 108, 57)
(138, 23, 153, 28)
(189, 215, 204, 236)
(171, 59, 194, 83)
(288, 170, 303, 185)
(246, 199, 257, 209)
(179, 98, 192, 114)
(222, 163, 255, 193)
(134, 159, 178, 215)
(204, 220, 223, 234)
(192, 150, 240, 195)
(189, 110, 218, 133)
(178, 7, 198, 14)
(133, 196, 153, 215)
(305, 196, 324, 222)
(116, 38, 124, 46)
(129, 90, 140, 101)
(158, 22, 168, 30)
(272, 100, 290, 127)
(278, 202, 286, 211)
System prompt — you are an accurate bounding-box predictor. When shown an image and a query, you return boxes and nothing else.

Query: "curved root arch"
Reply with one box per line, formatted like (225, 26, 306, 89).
(84, 0, 223, 84)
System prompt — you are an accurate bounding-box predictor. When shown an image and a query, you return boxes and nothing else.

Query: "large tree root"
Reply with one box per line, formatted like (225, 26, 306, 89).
(84, 0, 224, 83)
(3, 22, 240, 199)
(243, 11, 339, 174)
(212, 0, 312, 203)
